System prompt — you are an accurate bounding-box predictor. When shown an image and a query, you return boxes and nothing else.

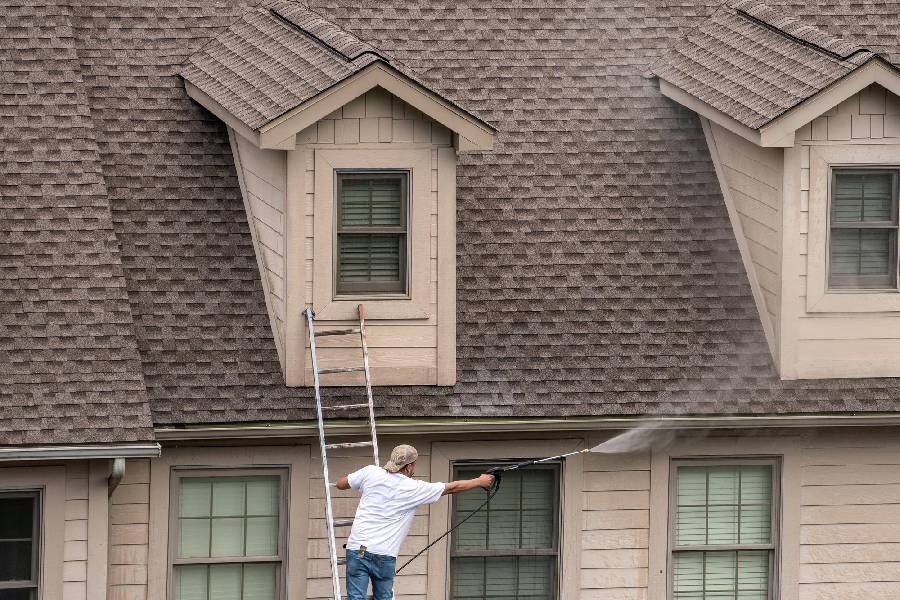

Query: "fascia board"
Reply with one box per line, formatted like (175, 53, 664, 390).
(760, 58, 900, 146)
(0, 443, 162, 461)
(155, 414, 900, 440)
(184, 80, 261, 146)
(658, 79, 773, 147)
(258, 63, 496, 150)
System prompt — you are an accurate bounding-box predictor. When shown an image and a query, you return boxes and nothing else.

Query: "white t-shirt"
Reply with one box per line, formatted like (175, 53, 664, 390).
(346, 465, 445, 557)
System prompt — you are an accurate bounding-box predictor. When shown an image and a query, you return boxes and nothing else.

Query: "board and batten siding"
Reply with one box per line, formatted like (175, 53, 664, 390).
(292, 87, 454, 386)
(789, 84, 900, 378)
(706, 121, 783, 356)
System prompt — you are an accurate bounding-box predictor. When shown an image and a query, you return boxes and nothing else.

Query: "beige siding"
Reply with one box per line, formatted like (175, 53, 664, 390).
(798, 430, 900, 600)
(708, 122, 783, 351)
(231, 133, 288, 365)
(295, 87, 453, 385)
(790, 84, 900, 378)
(580, 452, 650, 600)
(108, 459, 150, 600)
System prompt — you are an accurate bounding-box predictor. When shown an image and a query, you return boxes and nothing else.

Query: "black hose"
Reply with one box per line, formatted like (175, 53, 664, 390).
(395, 473, 502, 574)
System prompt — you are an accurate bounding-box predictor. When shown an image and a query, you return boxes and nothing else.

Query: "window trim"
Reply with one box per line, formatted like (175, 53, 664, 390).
(827, 167, 900, 290)
(334, 169, 410, 295)
(666, 457, 781, 600)
(0, 490, 41, 595)
(806, 144, 900, 312)
(447, 459, 562, 599)
(167, 467, 289, 600)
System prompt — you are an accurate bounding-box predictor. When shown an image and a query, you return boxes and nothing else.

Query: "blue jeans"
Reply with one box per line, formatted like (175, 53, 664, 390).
(346, 548, 396, 600)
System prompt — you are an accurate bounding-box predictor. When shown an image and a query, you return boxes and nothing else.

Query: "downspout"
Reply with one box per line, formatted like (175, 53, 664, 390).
(108, 458, 126, 497)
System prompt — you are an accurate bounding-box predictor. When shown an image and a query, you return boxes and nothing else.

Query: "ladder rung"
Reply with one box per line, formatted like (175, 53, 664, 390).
(333, 518, 354, 527)
(323, 403, 369, 411)
(325, 441, 374, 450)
(318, 366, 366, 374)
(315, 328, 361, 337)
(337, 557, 347, 566)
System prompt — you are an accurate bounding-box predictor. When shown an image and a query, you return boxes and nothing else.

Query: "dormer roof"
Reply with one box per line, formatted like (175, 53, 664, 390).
(181, 1, 495, 149)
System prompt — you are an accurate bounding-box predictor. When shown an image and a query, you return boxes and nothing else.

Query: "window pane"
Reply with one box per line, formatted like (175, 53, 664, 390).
(831, 228, 893, 279)
(174, 564, 208, 600)
(212, 480, 245, 517)
(243, 563, 277, 600)
(180, 480, 212, 518)
(676, 465, 772, 547)
(0, 590, 35, 600)
(833, 172, 893, 222)
(0, 498, 34, 540)
(0, 542, 32, 581)
(450, 556, 554, 600)
(211, 518, 244, 557)
(178, 518, 211, 558)
(338, 233, 403, 283)
(246, 517, 279, 556)
(673, 551, 770, 600)
(246, 479, 280, 516)
(340, 176, 403, 227)
(209, 564, 241, 600)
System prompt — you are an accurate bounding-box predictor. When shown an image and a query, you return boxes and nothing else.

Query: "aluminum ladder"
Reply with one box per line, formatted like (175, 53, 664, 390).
(305, 304, 380, 600)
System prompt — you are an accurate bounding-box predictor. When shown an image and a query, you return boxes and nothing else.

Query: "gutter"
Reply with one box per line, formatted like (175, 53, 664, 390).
(0, 443, 161, 462)
(154, 414, 900, 441)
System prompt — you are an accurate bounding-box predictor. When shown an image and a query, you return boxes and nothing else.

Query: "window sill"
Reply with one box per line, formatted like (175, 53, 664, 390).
(314, 297, 429, 321)
(808, 288, 900, 312)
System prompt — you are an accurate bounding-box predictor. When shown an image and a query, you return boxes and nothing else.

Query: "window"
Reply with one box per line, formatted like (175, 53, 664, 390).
(171, 472, 285, 600)
(829, 169, 899, 289)
(450, 463, 559, 600)
(335, 171, 408, 295)
(0, 491, 40, 600)
(670, 461, 778, 600)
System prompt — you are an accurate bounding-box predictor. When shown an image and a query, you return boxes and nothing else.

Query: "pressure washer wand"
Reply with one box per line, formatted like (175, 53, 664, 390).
(491, 447, 592, 473)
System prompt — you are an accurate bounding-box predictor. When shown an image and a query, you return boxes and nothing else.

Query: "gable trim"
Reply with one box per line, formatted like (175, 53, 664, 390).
(760, 57, 900, 146)
(258, 62, 496, 150)
(185, 80, 261, 145)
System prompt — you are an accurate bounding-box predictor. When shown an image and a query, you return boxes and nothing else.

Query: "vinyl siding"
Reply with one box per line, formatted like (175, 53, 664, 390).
(108, 459, 151, 600)
(231, 134, 288, 366)
(295, 88, 453, 386)
(707, 121, 783, 355)
(792, 84, 900, 378)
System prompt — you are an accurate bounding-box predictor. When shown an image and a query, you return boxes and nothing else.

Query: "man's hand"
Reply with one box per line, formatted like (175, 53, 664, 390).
(442, 473, 495, 496)
(335, 475, 350, 490)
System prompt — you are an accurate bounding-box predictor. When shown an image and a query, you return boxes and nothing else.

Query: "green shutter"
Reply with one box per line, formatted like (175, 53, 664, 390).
(830, 229, 892, 277)
(337, 233, 403, 282)
(340, 177, 403, 227)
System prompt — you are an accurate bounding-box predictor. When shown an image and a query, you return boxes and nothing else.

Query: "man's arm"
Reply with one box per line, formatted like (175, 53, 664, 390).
(335, 475, 350, 490)
(442, 473, 494, 496)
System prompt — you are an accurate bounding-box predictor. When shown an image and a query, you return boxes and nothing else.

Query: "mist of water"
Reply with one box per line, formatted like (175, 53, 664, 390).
(589, 421, 678, 454)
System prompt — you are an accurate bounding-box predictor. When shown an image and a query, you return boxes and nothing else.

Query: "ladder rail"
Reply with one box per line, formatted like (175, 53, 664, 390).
(305, 307, 343, 600)
(357, 304, 379, 466)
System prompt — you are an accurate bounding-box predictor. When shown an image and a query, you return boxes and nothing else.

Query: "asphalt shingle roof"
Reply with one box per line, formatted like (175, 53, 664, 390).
(0, 1, 154, 444)
(650, 0, 876, 129)
(7, 0, 900, 437)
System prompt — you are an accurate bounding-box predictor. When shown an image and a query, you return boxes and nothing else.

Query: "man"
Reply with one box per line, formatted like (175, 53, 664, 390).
(335, 444, 494, 600)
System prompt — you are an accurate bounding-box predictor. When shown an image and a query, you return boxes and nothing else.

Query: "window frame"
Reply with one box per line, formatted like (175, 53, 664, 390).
(167, 468, 289, 600)
(448, 460, 561, 600)
(334, 169, 410, 296)
(667, 457, 781, 600)
(0, 490, 41, 598)
(827, 167, 900, 290)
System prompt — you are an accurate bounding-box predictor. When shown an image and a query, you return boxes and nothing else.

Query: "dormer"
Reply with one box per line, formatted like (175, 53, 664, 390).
(652, 0, 900, 379)
(180, 1, 495, 386)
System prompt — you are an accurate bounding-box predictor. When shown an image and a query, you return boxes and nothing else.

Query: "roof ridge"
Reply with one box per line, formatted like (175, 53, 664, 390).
(730, 0, 870, 63)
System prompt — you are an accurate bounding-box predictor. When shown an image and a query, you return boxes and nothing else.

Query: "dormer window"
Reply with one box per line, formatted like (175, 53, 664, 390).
(829, 169, 899, 290)
(336, 171, 409, 295)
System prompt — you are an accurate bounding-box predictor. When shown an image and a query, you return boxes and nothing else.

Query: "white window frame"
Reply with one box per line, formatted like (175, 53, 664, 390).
(667, 458, 781, 600)
(808, 144, 900, 312)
